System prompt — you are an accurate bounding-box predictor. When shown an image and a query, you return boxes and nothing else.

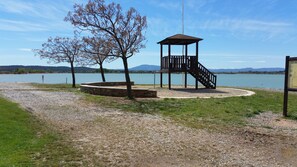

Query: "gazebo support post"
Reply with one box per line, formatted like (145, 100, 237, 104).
(160, 73, 163, 88)
(168, 44, 171, 90)
(160, 44, 163, 88)
(195, 42, 198, 90)
(185, 44, 188, 88)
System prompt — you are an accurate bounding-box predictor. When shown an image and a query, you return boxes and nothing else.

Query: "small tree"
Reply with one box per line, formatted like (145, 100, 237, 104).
(65, 0, 147, 99)
(80, 36, 114, 82)
(34, 37, 81, 88)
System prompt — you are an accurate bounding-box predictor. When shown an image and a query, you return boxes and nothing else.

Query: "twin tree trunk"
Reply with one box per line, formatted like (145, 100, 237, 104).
(122, 56, 133, 99)
(70, 58, 130, 98)
(70, 61, 76, 88)
(99, 63, 106, 82)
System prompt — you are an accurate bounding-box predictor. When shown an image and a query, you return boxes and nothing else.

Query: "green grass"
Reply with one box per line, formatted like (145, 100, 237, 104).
(31, 83, 80, 92)
(84, 89, 297, 129)
(0, 96, 88, 166)
(30, 84, 297, 129)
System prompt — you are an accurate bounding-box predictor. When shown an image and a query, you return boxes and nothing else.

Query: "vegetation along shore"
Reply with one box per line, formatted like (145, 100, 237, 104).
(0, 65, 284, 74)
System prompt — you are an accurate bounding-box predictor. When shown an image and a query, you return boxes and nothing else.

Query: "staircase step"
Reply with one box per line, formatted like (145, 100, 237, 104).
(188, 63, 216, 89)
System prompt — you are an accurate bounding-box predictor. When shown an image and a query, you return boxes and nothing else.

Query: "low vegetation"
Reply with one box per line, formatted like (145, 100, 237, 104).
(31, 83, 80, 91)
(32, 83, 297, 129)
(0, 96, 86, 166)
(87, 90, 297, 129)
(35, 84, 296, 128)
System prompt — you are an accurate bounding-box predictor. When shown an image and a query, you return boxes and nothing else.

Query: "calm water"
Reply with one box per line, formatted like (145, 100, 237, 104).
(0, 73, 284, 89)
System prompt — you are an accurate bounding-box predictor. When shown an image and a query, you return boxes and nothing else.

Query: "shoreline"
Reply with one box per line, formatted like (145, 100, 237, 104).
(0, 72, 285, 75)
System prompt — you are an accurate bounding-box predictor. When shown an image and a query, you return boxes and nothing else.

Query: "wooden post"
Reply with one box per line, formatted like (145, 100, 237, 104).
(283, 56, 290, 117)
(196, 42, 199, 61)
(195, 42, 199, 89)
(160, 44, 163, 88)
(168, 44, 171, 90)
(185, 44, 188, 88)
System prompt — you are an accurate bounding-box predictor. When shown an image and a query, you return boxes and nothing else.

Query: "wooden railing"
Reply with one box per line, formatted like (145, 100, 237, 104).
(196, 62, 217, 88)
(161, 55, 216, 88)
(161, 55, 187, 70)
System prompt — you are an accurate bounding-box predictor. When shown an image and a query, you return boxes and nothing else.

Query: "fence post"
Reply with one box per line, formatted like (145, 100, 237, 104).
(283, 56, 290, 117)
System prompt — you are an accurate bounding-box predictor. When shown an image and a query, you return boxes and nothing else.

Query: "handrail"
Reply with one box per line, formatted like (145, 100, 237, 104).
(186, 56, 216, 89)
(161, 55, 196, 70)
(197, 62, 216, 88)
(161, 55, 216, 88)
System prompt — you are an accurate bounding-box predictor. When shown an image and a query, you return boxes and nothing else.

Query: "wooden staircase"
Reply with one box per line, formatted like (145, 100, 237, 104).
(161, 56, 217, 89)
(186, 57, 217, 89)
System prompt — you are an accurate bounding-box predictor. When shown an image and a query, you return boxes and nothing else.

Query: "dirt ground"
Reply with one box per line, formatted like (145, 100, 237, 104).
(121, 85, 255, 98)
(1, 83, 297, 166)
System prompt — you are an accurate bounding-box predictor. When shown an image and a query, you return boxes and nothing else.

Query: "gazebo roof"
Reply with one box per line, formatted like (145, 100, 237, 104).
(157, 34, 203, 45)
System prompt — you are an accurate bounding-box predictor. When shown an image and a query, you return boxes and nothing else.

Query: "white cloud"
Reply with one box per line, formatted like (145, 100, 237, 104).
(0, 0, 77, 33)
(185, 0, 216, 10)
(25, 37, 47, 42)
(228, 60, 247, 63)
(255, 60, 266, 63)
(149, 0, 181, 11)
(149, 0, 214, 12)
(147, 17, 181, 37)
(0, 1, 34, 14)
(138, 51, 159, 57)
(0, 19, 48, 32)
(201, 19, 293, 40)
(0, 0, 69, 20)
(18, 48, 32, 52)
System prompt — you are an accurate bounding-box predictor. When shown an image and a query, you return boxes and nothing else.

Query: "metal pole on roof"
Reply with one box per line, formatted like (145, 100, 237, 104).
(182, 0, 185, 87)
(182, 0, 184, 54)
(182, 0, 184, 35)
(181, 0, 185, 56)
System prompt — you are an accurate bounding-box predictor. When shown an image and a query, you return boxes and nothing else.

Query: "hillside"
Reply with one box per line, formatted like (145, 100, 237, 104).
(0, 65, 97, 74)
(129, 65, 284, 73)
(211, 67, 284, 73)
(129, 64, 160, 71)
(0, 65, 285, 74)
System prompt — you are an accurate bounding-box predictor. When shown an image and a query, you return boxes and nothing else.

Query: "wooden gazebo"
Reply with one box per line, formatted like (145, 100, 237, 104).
(158, 34, 216, 90)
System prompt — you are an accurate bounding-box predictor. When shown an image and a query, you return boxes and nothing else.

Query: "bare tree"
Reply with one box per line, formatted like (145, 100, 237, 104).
(80, 36, 114, 82)
(65, 0, 147, 99)
(34, 37, 81, 88)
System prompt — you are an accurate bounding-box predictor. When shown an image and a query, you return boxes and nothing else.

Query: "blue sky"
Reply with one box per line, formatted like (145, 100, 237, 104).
(0, 0, 297, 69)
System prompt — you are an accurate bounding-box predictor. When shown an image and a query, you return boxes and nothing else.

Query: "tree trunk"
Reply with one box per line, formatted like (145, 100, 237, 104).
(99, 63, 106, 82)
(122, 57, 133, 99)
(70, 61, 76, 88)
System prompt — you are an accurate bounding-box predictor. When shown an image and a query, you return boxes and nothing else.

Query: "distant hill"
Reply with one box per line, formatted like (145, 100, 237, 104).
(0, 65, 97, 74)
(0, 65, 285, 74)
(129, 65, 284, 73)
(129, 64, 160, 71)
(210, 67, 284, 73)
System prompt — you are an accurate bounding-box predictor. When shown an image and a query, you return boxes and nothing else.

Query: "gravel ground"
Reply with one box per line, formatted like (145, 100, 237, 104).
(131, 85, 255, 98)
(1, 83, 297, 166)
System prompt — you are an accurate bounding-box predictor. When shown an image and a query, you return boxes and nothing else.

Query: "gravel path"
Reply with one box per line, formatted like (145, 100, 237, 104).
(1, 83, 297, 166)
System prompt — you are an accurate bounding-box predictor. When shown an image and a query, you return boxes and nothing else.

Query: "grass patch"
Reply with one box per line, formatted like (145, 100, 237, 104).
(30, 84, 297, 129)
(82, 89, 297, 129)
(30, 83, 80, 92)
(0, 96, 88, 166)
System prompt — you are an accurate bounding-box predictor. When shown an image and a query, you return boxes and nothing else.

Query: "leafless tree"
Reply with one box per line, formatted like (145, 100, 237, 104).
(65, 0, 147, 99)
(34, 37, 82, 88)
(80, 36, 114, 82)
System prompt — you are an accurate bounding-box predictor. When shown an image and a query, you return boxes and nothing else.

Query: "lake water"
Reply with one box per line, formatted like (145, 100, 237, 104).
(0, 73, 284, 90)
